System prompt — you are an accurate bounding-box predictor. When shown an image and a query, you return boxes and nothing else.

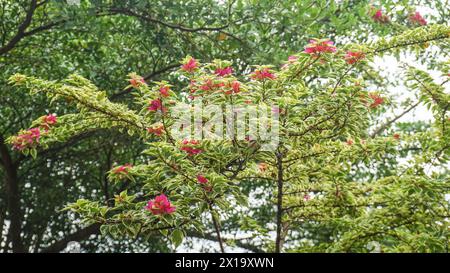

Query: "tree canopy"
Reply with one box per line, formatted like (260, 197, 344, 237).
(0, 0, 449, 253)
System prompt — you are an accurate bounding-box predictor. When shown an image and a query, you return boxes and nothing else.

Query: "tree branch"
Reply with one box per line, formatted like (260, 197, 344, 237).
(370, 101, 420, 138)
(40, 223, 101, 253)
(106, 8, 231, 33)
(0, 0, 38, 56)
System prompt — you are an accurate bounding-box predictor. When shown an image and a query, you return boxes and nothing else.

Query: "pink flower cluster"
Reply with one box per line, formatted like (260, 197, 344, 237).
(129, 75, 146, 88)
(344, 51, 365, 65)
(250, 68, 276, 80)
(199, 79, 223, 91)
(148, 98, 167, 113)
(180, 139, 203, 156)
(304, 39, 336, 55)
(159, 85, 171, 97)
(224, 81, 240, 95)
(409, 11, 427, 25)
(215, 66, 233, 77)
(11, 114, 58, 151)
(196, 175, 212, 192)
(196, 175, 208, 184)
(372, 9, 389, 23)
(11, 128, 41, 151)
(181, 57, 198, 73)
(368, 93, 384, 108)
(190, 78, 241, 97)
(112, 163, 133, 175)
(147, 124, 164, 136)
(145, 194, 176, 215)
(41, 114, 57, 131)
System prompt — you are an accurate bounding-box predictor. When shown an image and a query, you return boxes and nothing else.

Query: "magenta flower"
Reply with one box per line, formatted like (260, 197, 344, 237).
(409, 11, 427, 25)
(344, 51, 365, 65)
(129, 75, 146, 88)
(148, 98, 167, 113)
(304, 39, 336, 55)
(145, 194, 176, 215)
(196, 175, 209, 184)
(159, 85, 170, 97)
(224, 80, 240, 95)
(112, 163, 133, 174)
(372, 9, 389, 23)
(11, 128, 41, 151)
(251, 68, 276, 80)
(215, 66, 233, 77)
(231, 81, 240, 93)
(147, 125, 164, 136)
(181, 57, 198, 73)
(40, 114, 57, 131)
(44, 114, 57, 125)
(369, 93, 384, 108)
(180, 140, 203, 156)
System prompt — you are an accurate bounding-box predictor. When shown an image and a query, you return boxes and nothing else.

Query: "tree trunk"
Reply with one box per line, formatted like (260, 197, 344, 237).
(0, 134, 25, 253)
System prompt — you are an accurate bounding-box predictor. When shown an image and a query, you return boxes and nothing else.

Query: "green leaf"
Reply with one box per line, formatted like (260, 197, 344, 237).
(171, 229, 184, 248)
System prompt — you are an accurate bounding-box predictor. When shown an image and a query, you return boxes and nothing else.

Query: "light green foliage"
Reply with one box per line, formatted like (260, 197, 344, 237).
(8, 24, 449, 252)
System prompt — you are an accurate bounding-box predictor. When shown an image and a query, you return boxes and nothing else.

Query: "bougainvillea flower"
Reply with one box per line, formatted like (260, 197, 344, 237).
(409, 11, 427, 25)
(40, 114, 57, 131)
(181, 57, 198, 73)
(148, 98, 167, 113)
(346, 139, 354, 145)
(368, 93, 384, 108)
(304, 39, 336, 55)
(44, 114, 57, 125)
(372, 9, 389, 23)
(196, 175, 209, 184)
(147, 124, 164, 136)
(224, 80, 241, 94)
(304, 194, 311, 201)
(344, 51, 365, 65)
(112, 163, 133, 174)
(11, 128, 41, 150)
(250, 68, 276, 80)
(129, 75, 146, 88)
(145, 194, 176, 215)
(215, 66, 233, 76)
(231, 81, 240, 93)
(180, 139, 203, 156)
(159, 85, 171, 97)
(199, 79, 216, 91)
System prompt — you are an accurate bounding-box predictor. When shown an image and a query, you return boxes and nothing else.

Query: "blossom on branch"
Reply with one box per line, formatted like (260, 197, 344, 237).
(181, 57, 198, 73)
(304, 39, 336, 55)
(409, 11, 427, 26)
(145, 194, 176, 215)
(250, 67, 276, 80)
(11, 128, 41, 151)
